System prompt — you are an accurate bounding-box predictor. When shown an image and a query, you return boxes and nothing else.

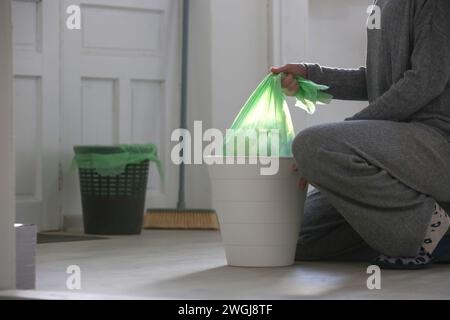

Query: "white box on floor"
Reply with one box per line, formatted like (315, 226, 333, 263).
(15, 224, 37, 290)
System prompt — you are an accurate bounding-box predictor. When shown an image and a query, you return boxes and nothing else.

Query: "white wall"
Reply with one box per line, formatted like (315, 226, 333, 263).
(186, 0, 270, 208)
(0, 0, 16, 290)
(304, 0, 371, 128)
(279, 0, 371, 131)
(185, 0, 213, 209)
(209, 0, 269, 132)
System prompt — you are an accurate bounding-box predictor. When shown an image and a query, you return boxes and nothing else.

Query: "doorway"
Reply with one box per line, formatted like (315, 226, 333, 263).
(12, 0, 180, 231)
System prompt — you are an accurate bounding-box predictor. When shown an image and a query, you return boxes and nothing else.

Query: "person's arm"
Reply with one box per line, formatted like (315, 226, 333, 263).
(305, 64, 368, 101)
(271, 63, 368, 101)
(347, 17, 450, 121)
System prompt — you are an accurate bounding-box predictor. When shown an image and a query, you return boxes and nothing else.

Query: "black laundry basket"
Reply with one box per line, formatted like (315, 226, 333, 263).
(74, 145, 151, 235)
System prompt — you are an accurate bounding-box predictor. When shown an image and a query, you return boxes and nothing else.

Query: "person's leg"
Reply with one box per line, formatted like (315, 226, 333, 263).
(297, 190, 450, 264)
(292, 120, 450, 262)
(296, 188, 378, 261)
(297, 189, 450, 263)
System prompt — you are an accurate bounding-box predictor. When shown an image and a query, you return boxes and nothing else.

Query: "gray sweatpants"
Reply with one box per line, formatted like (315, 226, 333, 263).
(292, 120, 450, 258)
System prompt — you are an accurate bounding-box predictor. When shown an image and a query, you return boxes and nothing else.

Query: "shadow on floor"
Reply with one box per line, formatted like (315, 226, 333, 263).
(143, 262, 377, 299)
(37, 233, 108, 244)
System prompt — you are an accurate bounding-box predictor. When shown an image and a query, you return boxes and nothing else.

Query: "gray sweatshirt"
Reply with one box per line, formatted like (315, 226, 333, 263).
(306, 0, 450, 140)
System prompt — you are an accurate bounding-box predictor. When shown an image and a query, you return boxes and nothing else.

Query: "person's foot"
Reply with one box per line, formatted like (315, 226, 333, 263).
(373, 247, 433, 270)
(373, 202, 450, 270)
(422, 203, 450, 253)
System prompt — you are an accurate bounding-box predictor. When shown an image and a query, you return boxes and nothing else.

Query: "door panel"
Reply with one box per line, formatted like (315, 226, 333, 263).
(81, 78, 118, 144)
(14, 76, 41, 198)
(82, 5, 163, 52)
(130, 80, 164, 192)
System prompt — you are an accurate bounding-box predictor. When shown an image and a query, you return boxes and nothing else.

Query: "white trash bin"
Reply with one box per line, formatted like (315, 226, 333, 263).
(207, 157, 307, 267)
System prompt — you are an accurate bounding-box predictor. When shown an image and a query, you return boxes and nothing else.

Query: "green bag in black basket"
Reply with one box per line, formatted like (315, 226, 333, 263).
(72, 144, 163, 235)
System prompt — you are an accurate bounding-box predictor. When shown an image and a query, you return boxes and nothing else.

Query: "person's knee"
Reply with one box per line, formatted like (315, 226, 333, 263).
(292, 125, 330, 179)
(292, 127, 316, 166)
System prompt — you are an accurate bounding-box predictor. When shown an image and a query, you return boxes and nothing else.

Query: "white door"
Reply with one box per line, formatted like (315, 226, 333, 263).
(12, 0, 61, 231)
(61, 0, 180, 221)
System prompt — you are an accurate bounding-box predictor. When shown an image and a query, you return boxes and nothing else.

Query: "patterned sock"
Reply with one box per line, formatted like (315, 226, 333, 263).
(374, 247, 433, 270)
(373, 202, 450, 270)
(422, 203, 450, 254)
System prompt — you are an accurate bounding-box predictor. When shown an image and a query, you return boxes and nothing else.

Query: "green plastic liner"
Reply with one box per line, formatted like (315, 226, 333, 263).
(72, 144, 163, 180)
(294, 76, 333, 114)
(224, 73, 332, 157)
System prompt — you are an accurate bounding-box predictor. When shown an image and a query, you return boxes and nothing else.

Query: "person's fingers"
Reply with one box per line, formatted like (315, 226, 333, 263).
(282, 81, 298, 96)
(271, 65, 289, 74)
(272, 63, 306, 75)
(299, 177, 308, 191)
(288, 82, 299, 93)
(272, 64, 297, 75)
(281, 74, 290, 87)
(291, 163, 298, 172)
(282, 74, 294, 88)
(271, 64, 308, 79)
(273, 64, 305, 95)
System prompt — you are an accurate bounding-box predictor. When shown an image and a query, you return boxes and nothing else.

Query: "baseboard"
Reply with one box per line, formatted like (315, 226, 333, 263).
(62, 215, 84, 233)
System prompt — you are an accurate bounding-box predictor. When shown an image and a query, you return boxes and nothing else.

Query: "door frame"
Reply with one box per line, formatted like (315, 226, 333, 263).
(0, 0, 16, 290)
(12, 0, 62, 231)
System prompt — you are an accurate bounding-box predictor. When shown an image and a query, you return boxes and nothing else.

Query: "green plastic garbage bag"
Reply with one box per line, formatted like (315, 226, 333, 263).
(72, 144, 163, 180)
(294, 76, 333, 114)
(224, 73, 332, 157)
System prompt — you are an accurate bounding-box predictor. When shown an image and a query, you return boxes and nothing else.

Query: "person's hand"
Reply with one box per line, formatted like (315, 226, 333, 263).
(291, 163, 308, 191)
(271, 64, 308, 96)
(298, 177, 308, 191)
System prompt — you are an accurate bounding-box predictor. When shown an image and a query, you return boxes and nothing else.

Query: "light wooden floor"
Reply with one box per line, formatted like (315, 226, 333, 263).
(2, 230, 450, 299)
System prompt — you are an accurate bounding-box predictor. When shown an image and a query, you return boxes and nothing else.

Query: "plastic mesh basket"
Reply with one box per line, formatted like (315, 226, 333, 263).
(73, 145, 154, 235)
(78, 160, 149, 198)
